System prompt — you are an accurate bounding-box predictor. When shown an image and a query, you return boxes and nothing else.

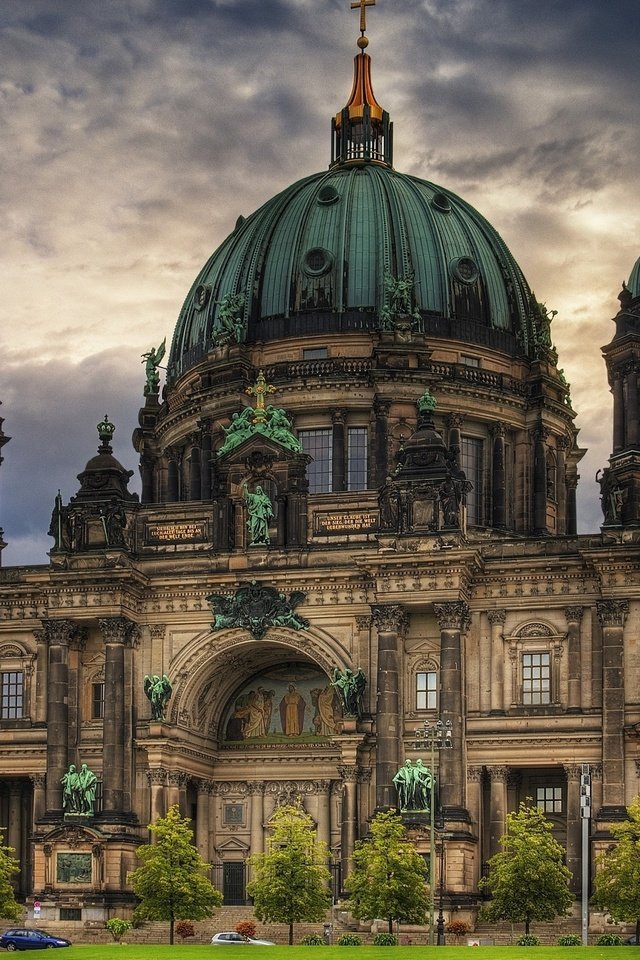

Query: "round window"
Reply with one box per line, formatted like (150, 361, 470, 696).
(317, 185, 340, 206)
(194, 284, 211, 310)
(431, 192, 452, 212)
(450, 257, 479, 285)
(302, 247, 334, 277)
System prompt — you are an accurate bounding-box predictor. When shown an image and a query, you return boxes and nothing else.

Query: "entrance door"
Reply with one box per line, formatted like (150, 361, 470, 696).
(223, 861, 246, 905)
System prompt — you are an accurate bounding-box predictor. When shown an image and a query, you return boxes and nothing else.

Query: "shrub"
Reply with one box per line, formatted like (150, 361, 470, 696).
(235, 920, 257, 939)
(558, 934, 581, 946)
(300, 934, 325, 945)
(175, 920, 195, 940)
(597, 934, 624, 946)
(105, 918, 133, 943)
(446, 920, 471, 940)
(517, 934, 540, 946)
(337, 934, 363, 945)
(373, 933, 398, 945)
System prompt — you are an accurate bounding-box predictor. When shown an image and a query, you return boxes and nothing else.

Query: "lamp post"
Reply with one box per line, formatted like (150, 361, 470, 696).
(436, 834, 446, 945)
(414, 719, 453, 946)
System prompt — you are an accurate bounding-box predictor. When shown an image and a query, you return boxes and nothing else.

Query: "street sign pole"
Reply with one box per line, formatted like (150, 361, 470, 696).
(580, 764, 591, 946)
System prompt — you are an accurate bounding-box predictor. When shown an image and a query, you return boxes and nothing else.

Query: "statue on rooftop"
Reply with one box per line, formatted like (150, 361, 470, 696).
(142, 338, 166, 395)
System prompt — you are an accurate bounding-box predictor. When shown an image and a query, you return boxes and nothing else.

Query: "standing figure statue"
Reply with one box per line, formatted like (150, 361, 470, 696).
(393, 758, 434, 813)
(143, 674, 173, 721)
(243, 484, 274, 546)
(61, 764, 81, 814)
(141, 338, 166, 395)
(393, 759, 416, 811)
(61, 762, 98, 815)
(331, 666, 366, 719)
(78, 763, 98, 815)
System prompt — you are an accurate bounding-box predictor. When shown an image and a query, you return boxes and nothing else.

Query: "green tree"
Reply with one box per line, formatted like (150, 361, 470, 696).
(0, 831, 21, 922)
(592, 795, 640, 943)
(247, 803, 332, 945)
(479, 801, 572, 934)
(129, 805, 222, 944)
(345, 811, 428, 934)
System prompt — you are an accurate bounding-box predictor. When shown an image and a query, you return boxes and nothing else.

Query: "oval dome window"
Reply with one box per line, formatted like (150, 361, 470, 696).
(302, 247, 334, 277)
(431, 192, 452, 212)
(317, 185, 340, 206)
(450, 256, 479, 285)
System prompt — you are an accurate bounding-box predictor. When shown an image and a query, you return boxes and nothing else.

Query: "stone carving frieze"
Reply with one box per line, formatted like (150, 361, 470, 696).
(208, 580, 309, 640)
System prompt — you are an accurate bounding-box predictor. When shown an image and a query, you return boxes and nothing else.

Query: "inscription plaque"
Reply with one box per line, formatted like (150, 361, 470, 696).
(146, 521, 207, 544)
(315, 511, 378, 535)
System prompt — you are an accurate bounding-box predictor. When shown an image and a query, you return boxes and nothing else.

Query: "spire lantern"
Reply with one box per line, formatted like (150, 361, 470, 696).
(331, 0, 393, 167)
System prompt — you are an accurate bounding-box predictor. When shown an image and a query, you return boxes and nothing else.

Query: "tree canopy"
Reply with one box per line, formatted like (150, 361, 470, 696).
(479, 801, 573, 934)
(129, 805, 222, 943)
(0, 831, 21, 922)
(592, 795, 640, 943)
(345, 811, 429, 934)
(247, 803, 332, 945)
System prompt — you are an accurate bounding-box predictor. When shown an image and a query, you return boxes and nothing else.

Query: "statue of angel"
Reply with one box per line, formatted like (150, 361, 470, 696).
(141, 338, 166, 395)
(143, 674, 173, 721)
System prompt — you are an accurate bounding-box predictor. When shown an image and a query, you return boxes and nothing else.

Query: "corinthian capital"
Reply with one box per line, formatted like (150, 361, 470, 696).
(487, 609, 506, 626)
(371, 605, 408, 635)
(434, 601, 471, 631)
(41, 619, 78, 646)
(596, 600, 629, 628)
(98, 617, 137, 645)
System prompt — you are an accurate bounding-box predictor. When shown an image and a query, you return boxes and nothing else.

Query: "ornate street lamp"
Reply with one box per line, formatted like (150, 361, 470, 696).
(414, 719, 453, 947)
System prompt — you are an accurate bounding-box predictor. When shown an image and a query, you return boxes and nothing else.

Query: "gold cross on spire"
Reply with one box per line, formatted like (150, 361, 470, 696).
(246, 370, 276, 424)
(351, 0, 375, 40)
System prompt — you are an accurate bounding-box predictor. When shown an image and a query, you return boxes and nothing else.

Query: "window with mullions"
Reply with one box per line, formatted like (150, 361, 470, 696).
(347, 428, 368, 491)
(522, 652, 551, 705)
(1, 672, 23, 719)
(461, 437, 484, 525)
(91, 682, 105, 720)
(416, 671, 437, 710)
(300, 429, 333, 493)
(536, 785, 562, 813)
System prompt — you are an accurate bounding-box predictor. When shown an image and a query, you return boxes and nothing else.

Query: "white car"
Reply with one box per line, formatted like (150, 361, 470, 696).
(211, 932, 275, 945)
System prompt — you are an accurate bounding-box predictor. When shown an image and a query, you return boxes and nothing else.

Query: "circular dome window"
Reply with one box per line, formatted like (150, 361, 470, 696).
(302, 247, 334, 277)
(317, 185, 340, 206)
(431, 192, 452, 212)
(194, 284, 211, 310)
(450, 257, 479, 285)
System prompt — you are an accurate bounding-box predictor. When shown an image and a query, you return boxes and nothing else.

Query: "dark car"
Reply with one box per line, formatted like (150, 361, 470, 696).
(0, 929, 71, 951)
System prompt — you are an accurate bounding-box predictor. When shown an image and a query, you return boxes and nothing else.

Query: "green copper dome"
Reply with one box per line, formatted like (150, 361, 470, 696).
(628, 257, 640, 298)
(168, 163, 536, 382)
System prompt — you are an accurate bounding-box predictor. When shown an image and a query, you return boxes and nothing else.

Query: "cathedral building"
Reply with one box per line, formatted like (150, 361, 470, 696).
(1, 3, 640, 930)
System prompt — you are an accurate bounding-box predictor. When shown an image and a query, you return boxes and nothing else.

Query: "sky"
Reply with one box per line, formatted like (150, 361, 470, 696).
(2, 0, 640, 565)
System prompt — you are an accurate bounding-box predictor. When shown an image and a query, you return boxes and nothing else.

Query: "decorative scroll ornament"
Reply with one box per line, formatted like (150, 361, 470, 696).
(143, 674, 173, 721)
(207, 580, 309, 640)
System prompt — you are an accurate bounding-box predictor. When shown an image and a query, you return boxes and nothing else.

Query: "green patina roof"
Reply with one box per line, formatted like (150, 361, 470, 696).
(169, 163, 535, 381)
(628, 257, 640, 298)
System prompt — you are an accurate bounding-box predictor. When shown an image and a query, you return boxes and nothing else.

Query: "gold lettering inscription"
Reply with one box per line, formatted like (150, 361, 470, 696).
(147, 522, 206, 543)
(315, 512, 378, 535)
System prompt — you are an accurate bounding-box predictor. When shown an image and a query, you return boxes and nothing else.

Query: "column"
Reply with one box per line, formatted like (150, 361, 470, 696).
(147, 769, 167, 828)
(612, 370, 624, 453)
(98, 617, 133, 815)
(196, 780, 213, 862)
(565, 606, 584, 713)
(339, 765, 358, 881)
(33, 630, 48, 725)
(447, 413, 463, 469)
(533, 424, 548, 535)
(372, 605, 407, 810)
(140, 454, 154, 504)
(373, 399, 391, 486)
(189, 443, 201, 501)
(166, 771, 183, 811)
(208, 785, 218, 863)
(486, 765, 508, 858)
(434, 602, 470, 815)
(491, 422, 506, 529)
(200, 421, 212, 500)
(315, 780, 331, 849)
(557, 436, 568, 534)
(7, 783, 21, 861)
(625, 362, 639, 448)
(31, 774, 46, 826)
(596, 600, 628, 815)
(487, 610, 506, 715)
(564, 764, 581, 893)
(566, 474, 578, 536)
(167, 450, 180, 502)
(332, 409, 346, 492)
(249, 783, 265, 856)
(42, 619, 76, 813)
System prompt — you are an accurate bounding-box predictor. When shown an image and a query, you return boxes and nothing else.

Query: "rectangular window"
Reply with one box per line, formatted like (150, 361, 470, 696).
(1, 672, 23, 719)
(300, 429, 333, 493)
(461, 355, 480, 368)
(416, 671, 437, 710)
(522, 652, 551, 705)
(536, 785, 562, 813)
(59, 908, 82, 921)
(347, 427, 368, 491)
(91, 682, 105, 720)
(461, 437, 484, 525)
(302, 347, 328, 360)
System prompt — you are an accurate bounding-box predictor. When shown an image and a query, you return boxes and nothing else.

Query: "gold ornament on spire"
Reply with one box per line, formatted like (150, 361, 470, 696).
(351, 0, 375, 49)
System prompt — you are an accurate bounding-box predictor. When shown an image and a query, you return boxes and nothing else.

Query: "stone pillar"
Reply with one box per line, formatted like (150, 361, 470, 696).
(565, 606, 584, 713)
(339, 765, 359, 881)
(167, 451, 179, 502)
(196, 780, 213, 862)
(373, 399, 390, 486)
(566, 475, 578, 536)
(147, 770, 167, 833)
(31, 774, 46, 826)
(208, 785, 218, 863)
(487, 765, 508, 858)
(372, 605, 407, 810)
(625, 362, 640, 448)
(613, 371, 625, 453)
(42, 619, 76, 813)
(98, 617, 133, 815)
(434, 602, 470, 815)
(596, 600, 629, 815)
(33, 629, 48, 725)
(316, 780, 331, 849)
(200, 422, 212, 500)
(491, 422, 506, 529)
(189, 443, 201, 501)
(249, 783, 265, 857)
(557, 436, 568, 534)
(533, 424, 548, 535)
(466, 766, 483, 885)
(7, 782, 21, 861)
(487, 610, 506, 715)
(332, 409, 346, 493)
(564, 764, 581, 893)
(166, 771, 183, 811)
(141, 454, 154, 504)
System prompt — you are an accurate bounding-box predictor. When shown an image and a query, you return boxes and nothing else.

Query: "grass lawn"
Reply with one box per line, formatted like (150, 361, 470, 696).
(58, 948, 640, 960)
